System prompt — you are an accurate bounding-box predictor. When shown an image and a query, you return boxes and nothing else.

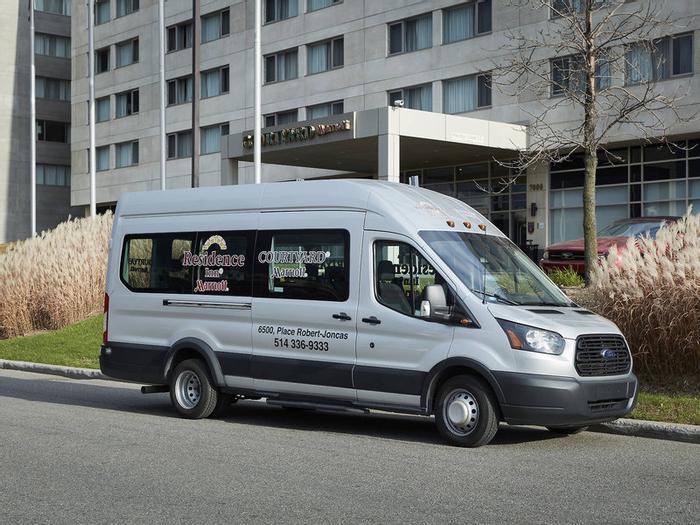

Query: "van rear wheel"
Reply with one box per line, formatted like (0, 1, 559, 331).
(435, 375, 499, 447)
(170, 359, 219, 419)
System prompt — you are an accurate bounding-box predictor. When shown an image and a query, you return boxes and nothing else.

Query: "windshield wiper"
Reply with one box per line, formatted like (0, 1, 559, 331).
(520, 301, 574, 307)
(470, 289, 519, 305)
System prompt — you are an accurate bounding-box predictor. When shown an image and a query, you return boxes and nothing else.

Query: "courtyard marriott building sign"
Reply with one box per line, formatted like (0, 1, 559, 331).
(243, 120, 352, 149)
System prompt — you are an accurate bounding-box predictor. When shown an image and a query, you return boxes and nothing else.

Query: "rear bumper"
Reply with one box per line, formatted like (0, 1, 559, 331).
(494, 371, 638, 427)
(540, 259, 585, 274)
(100, 344, 168, 384)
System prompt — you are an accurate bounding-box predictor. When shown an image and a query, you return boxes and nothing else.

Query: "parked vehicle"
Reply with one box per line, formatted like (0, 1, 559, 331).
(540, 217, 679, 274)
(101, 180, 637, 447)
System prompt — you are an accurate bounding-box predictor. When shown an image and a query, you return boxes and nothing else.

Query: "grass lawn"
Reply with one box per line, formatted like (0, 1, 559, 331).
(0, 315, 102, 369)
(0, 315, 698, 426)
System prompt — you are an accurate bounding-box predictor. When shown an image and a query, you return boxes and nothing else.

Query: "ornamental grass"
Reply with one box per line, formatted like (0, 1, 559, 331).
(0, 212, 113, 338)
(577, 209, 700, 382)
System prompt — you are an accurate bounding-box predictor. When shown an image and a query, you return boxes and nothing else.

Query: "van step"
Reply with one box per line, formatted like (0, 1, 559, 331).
(266, 399, 369, 414)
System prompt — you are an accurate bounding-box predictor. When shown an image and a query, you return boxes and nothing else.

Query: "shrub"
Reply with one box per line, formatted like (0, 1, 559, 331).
(577, 210, 700, 382)
(547, 267, 585, 288)
(0, 213, 113, 338)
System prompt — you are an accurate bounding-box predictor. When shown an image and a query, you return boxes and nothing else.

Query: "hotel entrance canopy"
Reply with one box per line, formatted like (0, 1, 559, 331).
(222, 107, 528, 182)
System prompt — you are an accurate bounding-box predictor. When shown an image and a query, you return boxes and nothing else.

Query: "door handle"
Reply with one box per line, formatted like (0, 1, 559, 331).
(332, 312, 352, 321)
(361, 316, 381, 325)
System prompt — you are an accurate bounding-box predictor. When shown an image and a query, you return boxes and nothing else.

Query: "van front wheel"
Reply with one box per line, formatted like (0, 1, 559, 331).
(435, 375, 499, 447)
(170, 359, 219, 419)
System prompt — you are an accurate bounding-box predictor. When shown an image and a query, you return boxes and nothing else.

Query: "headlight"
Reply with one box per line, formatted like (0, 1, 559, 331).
(497, 319, 566, 355)
(542, 251, 550, 260)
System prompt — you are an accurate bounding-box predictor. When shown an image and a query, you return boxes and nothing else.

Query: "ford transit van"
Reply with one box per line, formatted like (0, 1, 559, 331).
(100, 180, 637, 447)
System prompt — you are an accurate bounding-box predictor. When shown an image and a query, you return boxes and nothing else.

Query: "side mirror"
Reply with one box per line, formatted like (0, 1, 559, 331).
(421, 284, 449, 321)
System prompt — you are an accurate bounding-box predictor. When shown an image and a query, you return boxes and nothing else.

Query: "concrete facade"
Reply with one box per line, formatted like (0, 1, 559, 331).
(0, 1, 77, 243)
(70, 1, 700, 250)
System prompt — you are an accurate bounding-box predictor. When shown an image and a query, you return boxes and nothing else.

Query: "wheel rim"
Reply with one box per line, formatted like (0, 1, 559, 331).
(175, 370, 202, 410)
(443, 389, 480, 436)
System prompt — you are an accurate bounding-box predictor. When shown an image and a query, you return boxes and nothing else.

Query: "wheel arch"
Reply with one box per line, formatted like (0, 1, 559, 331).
(422, 357, 506, 415)
(165, 338, 226, 387)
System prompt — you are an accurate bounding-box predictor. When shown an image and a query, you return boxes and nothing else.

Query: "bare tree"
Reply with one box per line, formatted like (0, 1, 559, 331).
(493, 0, 694, 283)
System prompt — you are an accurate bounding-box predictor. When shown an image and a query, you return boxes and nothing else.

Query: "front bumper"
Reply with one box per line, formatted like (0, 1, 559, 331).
(494, 371, 638, 427)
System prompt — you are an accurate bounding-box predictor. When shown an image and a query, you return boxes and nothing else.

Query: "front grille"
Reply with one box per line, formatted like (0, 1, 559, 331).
(588, 399, 628, 412)
(576, 335, 631, 377)
(548, 251, 584, 261)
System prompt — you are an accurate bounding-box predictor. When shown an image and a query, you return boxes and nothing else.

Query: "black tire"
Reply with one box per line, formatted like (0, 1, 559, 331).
(435, 374, 499, 447)
(169, 359, 219, 419)
(546, 425, 588, 435)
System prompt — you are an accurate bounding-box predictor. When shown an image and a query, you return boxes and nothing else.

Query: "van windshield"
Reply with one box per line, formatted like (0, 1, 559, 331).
(419, 231, 573, 307)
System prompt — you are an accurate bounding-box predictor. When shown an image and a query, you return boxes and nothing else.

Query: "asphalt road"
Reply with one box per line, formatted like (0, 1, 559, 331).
(0, 369, 698, 525)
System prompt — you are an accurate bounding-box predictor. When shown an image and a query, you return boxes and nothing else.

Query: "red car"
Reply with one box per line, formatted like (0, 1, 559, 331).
(540, 217, 679, 274)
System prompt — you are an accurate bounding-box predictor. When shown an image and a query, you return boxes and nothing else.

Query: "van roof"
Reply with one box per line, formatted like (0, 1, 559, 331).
(115, 179, 502, 237)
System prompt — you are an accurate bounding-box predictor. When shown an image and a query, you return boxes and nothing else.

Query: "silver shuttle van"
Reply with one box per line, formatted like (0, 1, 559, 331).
(101, 180, 637, 447)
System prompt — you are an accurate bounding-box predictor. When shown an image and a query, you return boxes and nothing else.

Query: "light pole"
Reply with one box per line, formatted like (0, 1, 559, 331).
(88, 0, 96, 217)
(254, 0, 261, 184)
(159, 0, 166, 190)
(29, 0, 36, 235)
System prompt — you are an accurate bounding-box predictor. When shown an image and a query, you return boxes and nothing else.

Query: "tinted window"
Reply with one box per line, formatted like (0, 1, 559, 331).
(191, 232, 252, 296)
(374, 240, 453, 317)
(121, 234, 195, 293)
(255, 230, 349, 301)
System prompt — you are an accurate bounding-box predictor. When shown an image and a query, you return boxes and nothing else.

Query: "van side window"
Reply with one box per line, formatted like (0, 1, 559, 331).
(191, 231, 252, 296)
(255, 229, 349, 301)
(374, 240, 453, 317)
(121, 233, 195, 293)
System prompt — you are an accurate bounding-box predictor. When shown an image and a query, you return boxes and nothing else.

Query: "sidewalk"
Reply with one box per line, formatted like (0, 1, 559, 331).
(1, 358, 698, 444)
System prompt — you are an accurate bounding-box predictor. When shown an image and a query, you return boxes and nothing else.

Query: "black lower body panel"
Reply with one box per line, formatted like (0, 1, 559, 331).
(100, 344, 168, 384)
(494, 371, 638, 427)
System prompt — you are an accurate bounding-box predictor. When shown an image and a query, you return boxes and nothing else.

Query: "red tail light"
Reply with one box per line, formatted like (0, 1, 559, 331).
(102, 293, 109, 345)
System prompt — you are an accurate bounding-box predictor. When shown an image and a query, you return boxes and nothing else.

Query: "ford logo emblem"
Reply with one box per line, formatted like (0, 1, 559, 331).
(601, 349, 616, 359)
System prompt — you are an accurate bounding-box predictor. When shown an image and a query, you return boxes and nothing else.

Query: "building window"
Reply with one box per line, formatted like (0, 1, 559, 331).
(265, 0, 298, 23)
(443, 1, 492, 44)
(264, 109, 298, 127)
(307, 37, 344, 75)
(307, 0, 341, 13)
(201, 123, 229, 155)
(201, 9, 230, 43)
(116, 0, 138, 18)
(167, 21, 193, 52)
(167, 130, 193, 159)
(115, 89, 139, 118)
(36, 77, 70, 101)
(388, 13, 432, 55)
(95, 0, 110, 25)
(96, 97, 110, 122)
(115, 141, 138, 168)
(116, 38, 139, 68)
(167, 75, 193, 105)
(37, 120, 69, 143)
(96, 48, 110, 73)
(264, 49, 298, 83)
(400, 162, 528, 247)
(443, 73, 491, 113)
(35, 0, 71, 16)
(96, 145, 110, 171)
(201, 66, 229, 98)
(551, 55, 611, 96)
(306, 100, 343, 119)
(388, 84, 432, 111)
(626, 34, 694, 85)
(35, 33, 70, 58)
(36, 164, 70, 186)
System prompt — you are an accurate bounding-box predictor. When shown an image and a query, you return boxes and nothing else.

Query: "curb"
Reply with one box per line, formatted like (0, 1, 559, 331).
(590, 419, 700, 445)
(0, 359, 108, 381)
(1, 360, 698, 444)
